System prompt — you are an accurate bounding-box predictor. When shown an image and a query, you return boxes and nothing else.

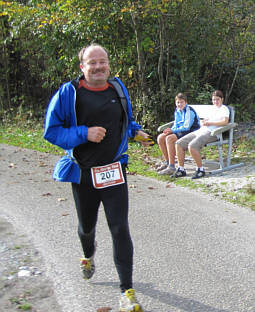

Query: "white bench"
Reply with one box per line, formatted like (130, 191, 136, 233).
(157, 104, 244, 175)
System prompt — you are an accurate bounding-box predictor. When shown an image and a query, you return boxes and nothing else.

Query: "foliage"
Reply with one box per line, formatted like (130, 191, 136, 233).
(0, 0, 255, 129)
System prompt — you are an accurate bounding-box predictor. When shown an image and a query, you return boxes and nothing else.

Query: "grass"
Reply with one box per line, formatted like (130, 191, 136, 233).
(18, 303, 32, 310)
(1, 118, 254, 210)
(14, 245, 22, 249)
(0, 124, 64, 155)
(10, 297, 32, 310)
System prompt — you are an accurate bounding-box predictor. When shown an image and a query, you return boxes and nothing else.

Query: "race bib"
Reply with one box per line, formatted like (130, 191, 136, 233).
(91, 161, 125, 189)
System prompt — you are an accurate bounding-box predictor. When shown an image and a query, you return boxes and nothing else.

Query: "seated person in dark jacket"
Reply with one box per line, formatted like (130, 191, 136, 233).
(157, 93, 200, 175)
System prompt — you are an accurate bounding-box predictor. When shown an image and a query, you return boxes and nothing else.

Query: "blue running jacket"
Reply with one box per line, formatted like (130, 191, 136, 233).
(44, 77, 142, 184)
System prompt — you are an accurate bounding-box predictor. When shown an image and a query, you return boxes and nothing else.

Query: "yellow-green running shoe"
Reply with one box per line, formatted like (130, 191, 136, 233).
(119, 288, 144, 312)
(80, 255, 95, 279)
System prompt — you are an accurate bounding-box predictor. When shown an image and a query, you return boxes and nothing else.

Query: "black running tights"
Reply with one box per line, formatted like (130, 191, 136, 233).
(71, 167, 133, 292)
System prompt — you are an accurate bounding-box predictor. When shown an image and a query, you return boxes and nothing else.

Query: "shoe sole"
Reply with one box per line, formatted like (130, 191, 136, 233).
(192, 175, 205, 179)
(191, 171, 205, 179)
(156, 166, 168, 172)
(172, 173, 186, 178)
(158, 169, 175, 175)
(119, 305, 144, 312)
(83, 272, 95, 280)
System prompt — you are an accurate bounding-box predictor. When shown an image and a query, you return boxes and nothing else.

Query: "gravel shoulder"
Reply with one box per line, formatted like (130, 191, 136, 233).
(182, 123, 255, 207)
(178, 157, 255, 199)
(0, 216, 61, 312)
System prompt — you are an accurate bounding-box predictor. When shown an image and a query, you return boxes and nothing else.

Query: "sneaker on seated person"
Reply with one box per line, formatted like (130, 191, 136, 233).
(191, 168, 205, 179)
(158, 164, 176, 175)
(171, 167, 186, 178)
(156, 160, 169, 172)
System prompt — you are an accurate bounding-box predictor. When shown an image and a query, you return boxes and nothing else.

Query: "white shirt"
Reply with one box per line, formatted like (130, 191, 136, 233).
(198, 104, 229, 133)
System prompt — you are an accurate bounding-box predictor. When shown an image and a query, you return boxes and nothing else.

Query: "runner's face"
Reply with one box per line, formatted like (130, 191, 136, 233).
(212, 95, 223, 107)
(80, 47, 110, 87)
(175, 99, 186, 111)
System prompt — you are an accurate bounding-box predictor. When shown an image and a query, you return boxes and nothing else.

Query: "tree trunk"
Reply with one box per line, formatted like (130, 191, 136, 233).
(131, 11, 148, 106)
(158, 15, 166, 93)
(0, 20, 11, 110)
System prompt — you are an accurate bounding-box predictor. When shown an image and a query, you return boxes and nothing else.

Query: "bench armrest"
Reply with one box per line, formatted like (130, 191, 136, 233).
(211, 122, 237, 136)
(157, 121, 174, 132)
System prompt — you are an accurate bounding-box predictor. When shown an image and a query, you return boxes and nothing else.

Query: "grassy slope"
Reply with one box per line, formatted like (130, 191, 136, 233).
(1, 122, 254, 210)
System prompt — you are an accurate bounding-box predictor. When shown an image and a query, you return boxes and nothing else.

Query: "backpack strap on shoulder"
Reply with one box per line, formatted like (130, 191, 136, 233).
(108, 78, 128, 114)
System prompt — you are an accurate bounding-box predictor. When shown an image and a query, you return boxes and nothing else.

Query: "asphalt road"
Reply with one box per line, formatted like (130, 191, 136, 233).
(0, 144, 254, 312)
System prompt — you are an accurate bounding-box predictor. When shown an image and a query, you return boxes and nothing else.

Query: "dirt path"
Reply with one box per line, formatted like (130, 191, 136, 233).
(0, 217, 61, 312)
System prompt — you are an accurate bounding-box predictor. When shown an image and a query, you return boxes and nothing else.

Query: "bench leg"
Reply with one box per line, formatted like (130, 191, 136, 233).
(217, 145, 225, 169)
(209, 162, 245, 175)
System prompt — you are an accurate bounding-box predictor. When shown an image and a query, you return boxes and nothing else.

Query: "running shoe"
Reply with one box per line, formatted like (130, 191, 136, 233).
(191, 168, 205, 179)
(158, 165, 176, 175)
(119, 288, 144, 312)
(171, 168, 186, 178)
(80, 244, 96, 280)
(156, 161, 169, 172)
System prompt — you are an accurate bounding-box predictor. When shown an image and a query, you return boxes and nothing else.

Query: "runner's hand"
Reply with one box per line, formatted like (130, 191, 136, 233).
(134, 130, 154, 146)
(87, 127, 106, 143)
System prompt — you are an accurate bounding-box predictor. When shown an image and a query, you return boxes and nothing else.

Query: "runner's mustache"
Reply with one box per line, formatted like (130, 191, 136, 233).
(93, 69, 106, 73)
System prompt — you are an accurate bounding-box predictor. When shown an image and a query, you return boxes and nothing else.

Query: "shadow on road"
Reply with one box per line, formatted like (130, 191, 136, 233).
(92, 281, 229, 312)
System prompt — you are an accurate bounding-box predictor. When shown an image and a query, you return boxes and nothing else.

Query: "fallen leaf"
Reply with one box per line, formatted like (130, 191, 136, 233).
(129, 184, 137, 188)
(62, 213, 69, 216)
(97, 307, 112, 312)
(42, 193, 52, 196)
(127, 171, 137, 175)
(57, 198, 67, 202)
(148, 186, 155, 190)
(166, 183, 175, 188)
(39, 162, 47, 167)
